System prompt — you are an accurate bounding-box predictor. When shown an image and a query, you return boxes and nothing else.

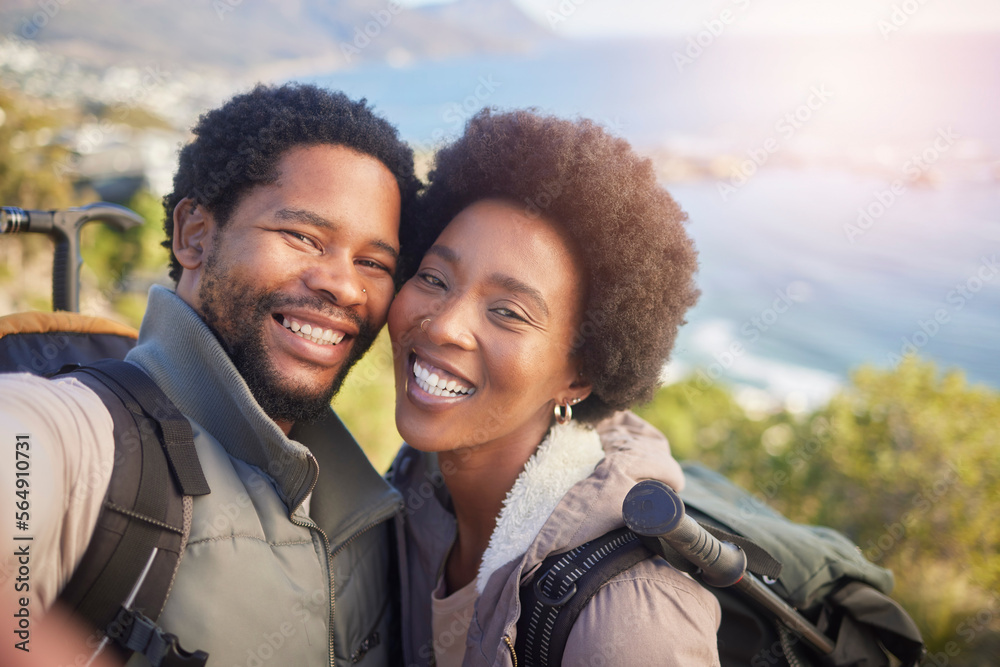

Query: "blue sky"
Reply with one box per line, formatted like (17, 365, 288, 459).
(403, 0, 1000, 36)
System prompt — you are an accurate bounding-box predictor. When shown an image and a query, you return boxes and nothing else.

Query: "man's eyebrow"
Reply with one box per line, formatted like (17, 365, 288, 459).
(275, 208, 335, 230)
(372, 239, 400, 262)
(276, 208, 399, 261)
(426, 244, 458, 263)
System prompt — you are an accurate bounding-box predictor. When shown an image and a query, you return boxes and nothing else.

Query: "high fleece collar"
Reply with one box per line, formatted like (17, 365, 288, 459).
(477, 412, 687, 593)
(477, 421, 605, 593)
(125, 285, 314, 511)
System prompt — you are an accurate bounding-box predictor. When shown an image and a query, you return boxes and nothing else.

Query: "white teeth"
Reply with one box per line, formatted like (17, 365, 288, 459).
(281, 317, 345, 346)
(411, 358, 474, 397)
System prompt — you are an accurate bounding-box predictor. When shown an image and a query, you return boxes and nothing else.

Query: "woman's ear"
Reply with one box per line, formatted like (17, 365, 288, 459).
(560, 364, 593, 405)
(172, 198, 213, 271)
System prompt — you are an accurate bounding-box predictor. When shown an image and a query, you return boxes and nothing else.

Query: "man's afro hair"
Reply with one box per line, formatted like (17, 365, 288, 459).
(414, 109, 700, 424)
(162, 83, 421, 284)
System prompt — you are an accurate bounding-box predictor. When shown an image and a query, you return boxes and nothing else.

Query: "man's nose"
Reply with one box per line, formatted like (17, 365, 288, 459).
(303, 251, 367, 307)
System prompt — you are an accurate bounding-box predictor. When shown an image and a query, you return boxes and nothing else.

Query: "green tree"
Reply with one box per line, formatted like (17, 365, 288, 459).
(636, 358, 1000, 662)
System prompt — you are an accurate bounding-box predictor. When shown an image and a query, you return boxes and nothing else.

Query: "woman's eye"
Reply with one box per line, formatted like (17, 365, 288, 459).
(492, 307, 527, 323)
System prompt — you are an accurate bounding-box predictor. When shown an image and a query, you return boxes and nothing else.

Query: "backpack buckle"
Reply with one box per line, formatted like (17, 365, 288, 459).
(533, 570, 578, 607)
(111, 606, 209, 667)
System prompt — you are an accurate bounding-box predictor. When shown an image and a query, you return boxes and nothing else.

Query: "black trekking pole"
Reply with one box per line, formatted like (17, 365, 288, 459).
(1, 202, 144, 312)
(622, 479, 836, 657)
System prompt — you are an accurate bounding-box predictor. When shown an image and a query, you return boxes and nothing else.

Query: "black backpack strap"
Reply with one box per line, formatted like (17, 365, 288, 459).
(515, 528, 652, 666)
(78, 360, 211, 497)
(54, 359, 209, 666)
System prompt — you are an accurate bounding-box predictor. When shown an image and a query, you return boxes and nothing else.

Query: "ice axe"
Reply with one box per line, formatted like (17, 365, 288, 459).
(1, 202, 145, 312)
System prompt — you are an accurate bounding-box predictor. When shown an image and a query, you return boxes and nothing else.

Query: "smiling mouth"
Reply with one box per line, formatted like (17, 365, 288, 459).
(275, 314, 347, 346)
(411, 355, 476, 398)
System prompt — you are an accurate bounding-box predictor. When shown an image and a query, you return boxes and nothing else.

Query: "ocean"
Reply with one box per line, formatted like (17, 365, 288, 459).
(306, 34, 1000, 405)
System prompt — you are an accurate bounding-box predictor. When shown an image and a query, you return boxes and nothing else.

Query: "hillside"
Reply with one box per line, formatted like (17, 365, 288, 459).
(0, 0, 554, 76)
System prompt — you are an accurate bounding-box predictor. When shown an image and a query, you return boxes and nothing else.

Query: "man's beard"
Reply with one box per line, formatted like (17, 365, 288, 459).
(196, 255, 378, 426)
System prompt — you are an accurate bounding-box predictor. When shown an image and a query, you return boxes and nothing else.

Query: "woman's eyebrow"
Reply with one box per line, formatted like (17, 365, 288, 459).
(487, 273, 549, 318)
(426, 244, 548, 316)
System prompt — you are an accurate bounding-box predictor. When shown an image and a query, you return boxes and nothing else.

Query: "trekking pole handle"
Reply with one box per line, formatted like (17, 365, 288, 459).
(623, 479, 747, 587)
(1, 203, 144, 312)
(622, 479, 835, 655)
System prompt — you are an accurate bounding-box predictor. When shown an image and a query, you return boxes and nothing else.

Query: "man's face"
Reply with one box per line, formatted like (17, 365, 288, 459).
(179, 144, 401, 428)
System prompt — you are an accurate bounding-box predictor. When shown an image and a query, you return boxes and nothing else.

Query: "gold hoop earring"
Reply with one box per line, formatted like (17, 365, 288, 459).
(420, 318, 431, 333)
(554, 401, 572, 425)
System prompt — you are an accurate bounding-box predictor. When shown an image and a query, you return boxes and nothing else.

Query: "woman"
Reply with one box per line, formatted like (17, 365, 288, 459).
(388, 109, 720, 666)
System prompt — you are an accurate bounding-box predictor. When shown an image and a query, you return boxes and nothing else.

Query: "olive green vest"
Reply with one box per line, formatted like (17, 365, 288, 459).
(125, 286, 402, 666)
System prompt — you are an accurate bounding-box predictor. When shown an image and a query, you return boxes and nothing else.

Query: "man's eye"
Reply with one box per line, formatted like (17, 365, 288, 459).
(358, 259, 390, 273)
(418, 272, 445, 288)
(285, 231, 318, 248)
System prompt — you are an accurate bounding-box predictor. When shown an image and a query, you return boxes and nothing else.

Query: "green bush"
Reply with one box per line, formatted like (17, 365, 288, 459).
(636, 357, 1000, 663)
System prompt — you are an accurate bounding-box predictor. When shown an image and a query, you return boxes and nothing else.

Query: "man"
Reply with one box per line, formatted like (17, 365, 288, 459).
(0, 83, 421, 666)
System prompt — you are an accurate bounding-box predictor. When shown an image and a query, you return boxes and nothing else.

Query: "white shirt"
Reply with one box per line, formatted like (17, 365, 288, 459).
(430, 573, 479, 667)
(0, 373, 115, 616)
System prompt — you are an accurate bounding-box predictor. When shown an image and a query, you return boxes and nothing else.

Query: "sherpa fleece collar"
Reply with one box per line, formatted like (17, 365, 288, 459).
(476, 421, 605, 593)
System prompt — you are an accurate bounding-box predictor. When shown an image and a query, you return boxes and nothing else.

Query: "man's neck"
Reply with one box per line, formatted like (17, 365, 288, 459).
(276, 419, 293, 436)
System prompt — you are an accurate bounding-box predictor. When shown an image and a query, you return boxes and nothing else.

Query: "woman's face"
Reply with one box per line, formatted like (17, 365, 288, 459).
(388, 199, 591, 458)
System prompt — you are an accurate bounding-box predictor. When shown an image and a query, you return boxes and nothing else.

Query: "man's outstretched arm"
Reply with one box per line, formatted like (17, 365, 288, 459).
(0, 373, 115, 663)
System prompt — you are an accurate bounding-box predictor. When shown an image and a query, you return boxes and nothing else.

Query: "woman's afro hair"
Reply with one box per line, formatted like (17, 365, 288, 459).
(162, 83, 421, 285)
(414, 108, 700, 424)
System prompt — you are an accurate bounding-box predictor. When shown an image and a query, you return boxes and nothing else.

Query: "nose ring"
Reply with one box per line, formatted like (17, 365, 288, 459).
(420, 318, 431, 333)
(362, 288, 366, 294)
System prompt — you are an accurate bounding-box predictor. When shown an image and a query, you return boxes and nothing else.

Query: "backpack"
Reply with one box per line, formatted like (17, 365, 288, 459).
(516, 462, 925, 667)
(0, 311, 212, 666)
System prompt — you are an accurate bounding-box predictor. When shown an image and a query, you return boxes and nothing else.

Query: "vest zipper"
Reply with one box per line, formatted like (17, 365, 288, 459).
(289, 453, 403, 667)
(503, 635, 518, 667)
(289, 453, 337, 666)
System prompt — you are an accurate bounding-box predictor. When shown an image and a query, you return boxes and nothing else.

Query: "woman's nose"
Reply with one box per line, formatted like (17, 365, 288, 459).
(422, 296, 475, 350)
